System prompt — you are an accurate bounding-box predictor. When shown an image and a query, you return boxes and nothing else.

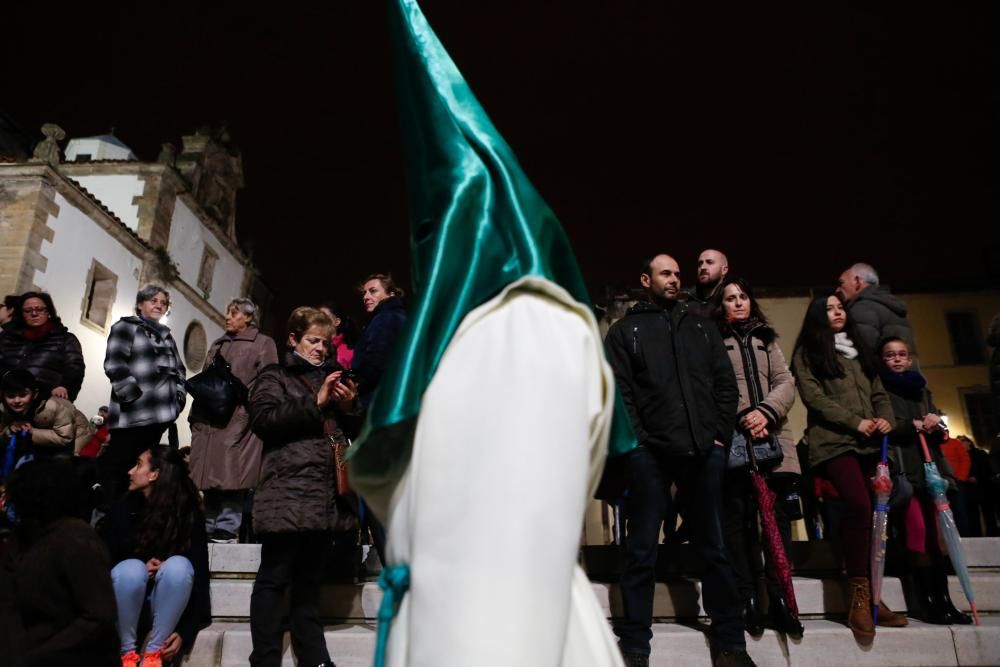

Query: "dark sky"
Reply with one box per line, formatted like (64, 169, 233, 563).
(7, 3, 1000, 331)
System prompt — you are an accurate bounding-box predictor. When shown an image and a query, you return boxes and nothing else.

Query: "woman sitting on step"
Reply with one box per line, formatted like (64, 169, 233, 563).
(791, 292, 907, 642)
(102, 445, 211, 667)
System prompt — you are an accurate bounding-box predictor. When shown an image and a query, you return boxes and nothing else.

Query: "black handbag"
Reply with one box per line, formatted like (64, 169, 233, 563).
(728, 427, 784, 471)
(186, 343, 248, 426)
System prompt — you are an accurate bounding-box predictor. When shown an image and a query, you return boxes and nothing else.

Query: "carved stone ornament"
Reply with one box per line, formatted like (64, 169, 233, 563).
(30, 123, 66, 166)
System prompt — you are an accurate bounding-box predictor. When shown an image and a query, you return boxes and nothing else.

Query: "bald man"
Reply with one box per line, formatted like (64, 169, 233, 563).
(683, 249, 729, 317)
(605, 253, 747, 667)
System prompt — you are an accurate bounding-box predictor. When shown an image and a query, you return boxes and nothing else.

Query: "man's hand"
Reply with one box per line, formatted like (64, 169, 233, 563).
(160, 632, 182, 660)
(857, 419, 876, 437)
(50, 386, 69, 399)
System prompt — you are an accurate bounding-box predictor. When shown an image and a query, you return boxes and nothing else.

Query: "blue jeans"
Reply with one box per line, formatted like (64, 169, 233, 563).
(111, 556, 194, 653)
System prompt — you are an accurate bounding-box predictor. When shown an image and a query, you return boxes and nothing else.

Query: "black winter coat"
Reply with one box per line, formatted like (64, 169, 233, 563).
(352, 297, 407, 405)
(250, 353, 355, 534)
(0, 321, 85, 400)
(605, 300, 739, 457)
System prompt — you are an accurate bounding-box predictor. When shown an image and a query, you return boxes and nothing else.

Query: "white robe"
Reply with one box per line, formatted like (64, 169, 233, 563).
(381, 277, 624, 667)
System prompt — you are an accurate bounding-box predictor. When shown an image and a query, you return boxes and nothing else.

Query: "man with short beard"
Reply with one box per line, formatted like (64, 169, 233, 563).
(683, 248, 729, 317)
(606, 253, 749, 667)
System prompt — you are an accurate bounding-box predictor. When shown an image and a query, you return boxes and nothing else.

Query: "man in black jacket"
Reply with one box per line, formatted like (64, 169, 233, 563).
(606, 253, 750, 667)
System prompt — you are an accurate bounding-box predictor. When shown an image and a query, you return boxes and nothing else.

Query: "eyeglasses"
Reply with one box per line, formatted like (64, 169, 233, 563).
(882, 351, 910, 360)
(22, 307, 48, 315)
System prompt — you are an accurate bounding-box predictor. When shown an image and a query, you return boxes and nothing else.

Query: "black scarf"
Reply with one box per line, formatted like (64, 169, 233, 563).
(879, 368, 926, 400)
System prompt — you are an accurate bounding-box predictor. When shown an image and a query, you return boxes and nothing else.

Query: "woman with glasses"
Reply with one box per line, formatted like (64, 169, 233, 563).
(100, 285, 186, 507)
(0, 291, 85, 401)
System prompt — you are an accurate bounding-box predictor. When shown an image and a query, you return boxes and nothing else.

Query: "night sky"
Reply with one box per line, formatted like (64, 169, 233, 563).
(7, 3, 1000, 332)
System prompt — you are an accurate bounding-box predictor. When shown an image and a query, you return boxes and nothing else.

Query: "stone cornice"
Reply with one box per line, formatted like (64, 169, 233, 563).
(0, 163, 226, 327)
(56, 161, 254, 272)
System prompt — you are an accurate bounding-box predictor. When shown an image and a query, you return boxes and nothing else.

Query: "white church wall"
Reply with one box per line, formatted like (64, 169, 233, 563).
(66, 174, 145, 232)
(168, 198, 247, 312)
(34, 192, 144, 421)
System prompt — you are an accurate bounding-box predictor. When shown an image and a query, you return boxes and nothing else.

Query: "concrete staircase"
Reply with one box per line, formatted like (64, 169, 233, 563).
(183, 539, 1000, 666)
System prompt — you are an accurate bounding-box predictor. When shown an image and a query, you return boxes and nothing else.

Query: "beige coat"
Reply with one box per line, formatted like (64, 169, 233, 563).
(0, 397, 90, 454)
(722, 323, 800, 475)
(189, 327, 279, 491)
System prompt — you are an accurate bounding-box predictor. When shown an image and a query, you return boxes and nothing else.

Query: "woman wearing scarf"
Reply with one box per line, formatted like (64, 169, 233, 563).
(247, 307, 358, 667)
(100, 285, 186, 507)
(791, 292, 904, 642)
(0, 291, 85, 401)
(711, 276, 802, 637)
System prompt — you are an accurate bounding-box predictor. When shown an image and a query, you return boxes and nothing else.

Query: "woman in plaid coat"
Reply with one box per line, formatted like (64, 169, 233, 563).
(99, 284, 187, 506)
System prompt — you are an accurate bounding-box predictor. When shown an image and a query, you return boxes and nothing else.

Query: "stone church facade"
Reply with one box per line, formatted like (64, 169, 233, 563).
(0, 124, 270, 444)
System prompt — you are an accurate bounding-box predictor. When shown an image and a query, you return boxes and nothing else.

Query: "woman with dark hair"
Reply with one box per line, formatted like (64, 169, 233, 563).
(103, 445, 210, 667)
(248, 307, 358, 667)
(100, 284, 186, 506)
(710, 276, 802, 636)
(791, 292, 902, 641)
(319, 301, 360, 369)
(0, 458, 119, 666)
(353, 273, 407, 406)
(0, 290, 85, 401)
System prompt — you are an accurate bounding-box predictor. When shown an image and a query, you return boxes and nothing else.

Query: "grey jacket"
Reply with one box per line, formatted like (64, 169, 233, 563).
(847, 285, 915, 355)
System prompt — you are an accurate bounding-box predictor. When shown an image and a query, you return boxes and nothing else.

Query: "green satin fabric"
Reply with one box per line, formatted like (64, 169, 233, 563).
(348, 0, 635, 497)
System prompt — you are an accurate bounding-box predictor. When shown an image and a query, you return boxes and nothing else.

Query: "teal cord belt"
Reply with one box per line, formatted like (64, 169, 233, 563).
(374, 563, 410, 667)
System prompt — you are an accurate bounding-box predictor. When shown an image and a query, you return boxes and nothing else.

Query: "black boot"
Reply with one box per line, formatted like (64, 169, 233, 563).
(931, 555, 973, 625)
(743, 593, 765, 636)
(768, 588, 804, 637)
(911, 563, 950, 624)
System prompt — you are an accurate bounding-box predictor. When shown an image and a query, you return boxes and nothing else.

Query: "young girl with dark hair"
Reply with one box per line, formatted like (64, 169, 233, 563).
(103, 446, 210, 667)
(791, 292, 903, 641)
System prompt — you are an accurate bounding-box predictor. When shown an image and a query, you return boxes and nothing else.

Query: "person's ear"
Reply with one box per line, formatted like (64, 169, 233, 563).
(640, 273, 651, 289)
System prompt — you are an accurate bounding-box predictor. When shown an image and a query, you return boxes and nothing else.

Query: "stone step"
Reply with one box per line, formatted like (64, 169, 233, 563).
(211, 576, 918, 621)
(186, 618, 1000, 667)
(209, 537, 1000, 577)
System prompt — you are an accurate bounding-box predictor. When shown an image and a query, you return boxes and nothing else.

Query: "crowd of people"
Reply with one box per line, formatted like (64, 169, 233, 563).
(0, 256, 997, 667)
(0, 274, 407, 667)
(606, 251, 1000, 667)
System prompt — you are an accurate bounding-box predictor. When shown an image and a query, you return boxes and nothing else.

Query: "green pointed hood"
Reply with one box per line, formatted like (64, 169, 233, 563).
(348, 0, 635, 499)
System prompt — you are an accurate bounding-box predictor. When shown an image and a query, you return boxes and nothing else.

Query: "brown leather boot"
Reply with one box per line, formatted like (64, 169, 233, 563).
(847, 577, 876, 642)
(876, 599, 908, 627)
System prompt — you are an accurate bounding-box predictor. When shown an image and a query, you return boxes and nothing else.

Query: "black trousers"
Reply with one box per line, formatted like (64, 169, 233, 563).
(614, 445, 744, 656)
(723, 472, 795, 604)
(98, 423, 169, 506)
(250, 531, 332, 667)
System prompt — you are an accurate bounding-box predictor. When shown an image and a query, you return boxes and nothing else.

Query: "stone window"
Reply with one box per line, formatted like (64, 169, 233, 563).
(74, 153, 92, 162)
(80, 260, 117, 332)
(197, 245, 218, 297)
(184, 321, 208, 373)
